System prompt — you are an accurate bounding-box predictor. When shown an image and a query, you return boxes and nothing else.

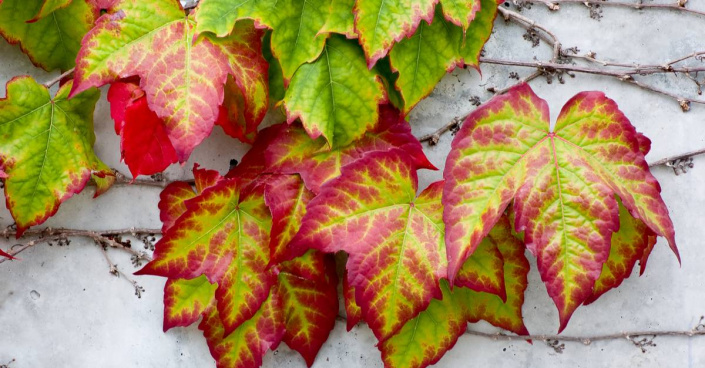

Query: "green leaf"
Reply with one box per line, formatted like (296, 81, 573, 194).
(196, 0, 331, 79)
(320, 0, 356, 38)
(0, 77, 112, 236)
(0, 0, 97, 71)
(353, 0, 436, 67)
(389, 1, 498, 113)
(284, 35, 385, 148)
(440, 0, 480, 30)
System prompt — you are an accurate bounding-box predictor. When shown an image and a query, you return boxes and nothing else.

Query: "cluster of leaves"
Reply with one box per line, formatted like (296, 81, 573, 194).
(0, 0, 499, 234)
(134, 84, 677, 368)
(136, 106, 531, 368)
(0, 0, 680, 367)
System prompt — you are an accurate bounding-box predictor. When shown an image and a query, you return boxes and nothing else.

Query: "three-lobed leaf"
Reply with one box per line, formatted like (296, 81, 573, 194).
(290, 149, 444, 341)
(71, 0, 268, 161)
(443, 83, 677, 330)
(380, 215, 529, 368)
(0, 77, 112, 236)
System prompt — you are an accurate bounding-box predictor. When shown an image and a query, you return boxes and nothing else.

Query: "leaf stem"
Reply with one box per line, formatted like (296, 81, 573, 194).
(42, 67, 75, 89)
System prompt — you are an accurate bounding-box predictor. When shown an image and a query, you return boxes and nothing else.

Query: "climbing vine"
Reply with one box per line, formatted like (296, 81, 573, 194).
(0, 0, 696, 367)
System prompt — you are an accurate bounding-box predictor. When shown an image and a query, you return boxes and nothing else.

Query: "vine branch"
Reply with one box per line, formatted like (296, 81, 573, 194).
(526, 0, 705, 17)
(0, 227, 158, 264)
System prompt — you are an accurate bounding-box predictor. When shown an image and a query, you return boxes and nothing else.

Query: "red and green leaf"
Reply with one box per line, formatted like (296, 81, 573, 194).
(290, 150, 444, 341)
(71, 0, 268, 161)
(379, 281, 467, 368)
(461, 215, 530, 336)
(199, 294, 285, 368)
(137, 178, 275, 334)
(380, 216, 528, 368)
(266, 105, 434, 193)
(163, 275, 217, 331)
(343, 269, 363, 331)
(0, 0, 97, 71)
(277, 251, 339, 366)
(0, 77, 112, 236)
(584, 200, 658, 305)
(263, 175, 315, 264)
(443, 83, 677, 330)
(215, 76, 265, 144)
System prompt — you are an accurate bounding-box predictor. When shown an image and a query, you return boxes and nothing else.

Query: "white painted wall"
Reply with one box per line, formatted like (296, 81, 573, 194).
(2, 3, 705, 367)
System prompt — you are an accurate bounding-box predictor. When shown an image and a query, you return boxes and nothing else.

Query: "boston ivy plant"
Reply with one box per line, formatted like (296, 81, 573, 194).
(0, 0, 678, 367)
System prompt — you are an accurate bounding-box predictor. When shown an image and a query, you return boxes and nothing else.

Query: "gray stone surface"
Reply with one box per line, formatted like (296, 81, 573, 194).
(2, 2, 705, 367)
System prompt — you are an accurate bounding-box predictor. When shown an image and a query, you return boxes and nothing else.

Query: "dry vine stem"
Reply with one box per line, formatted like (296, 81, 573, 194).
(0, 227, 158, 264)
(493, 6, 705, 108)
(526, 0, 705, 17)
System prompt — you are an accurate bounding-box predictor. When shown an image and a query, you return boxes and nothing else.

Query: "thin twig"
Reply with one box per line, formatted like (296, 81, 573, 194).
(528, 0, 705, 17)
(97, 243, 146, 298)
(0, 227, 158, 264)
(42, 68, 75, 89)
(465, 327, 705, 344)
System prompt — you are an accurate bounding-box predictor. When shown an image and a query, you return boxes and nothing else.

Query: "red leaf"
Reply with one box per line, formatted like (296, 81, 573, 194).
(107, 81, 177, 177)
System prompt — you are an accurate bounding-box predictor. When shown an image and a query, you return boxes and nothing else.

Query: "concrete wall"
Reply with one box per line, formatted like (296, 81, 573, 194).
(2, 2, 705, 367)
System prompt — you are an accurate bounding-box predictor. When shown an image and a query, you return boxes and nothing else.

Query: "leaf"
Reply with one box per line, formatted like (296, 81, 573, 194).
(0, 0, 97, 71)
(262, 31, 286, 103)
(284, 35, 385, 148)
(290, 150, 445, 341)
(353, 0, 435, 67)
(389, 1, 498, 113)
(107, 81, 178, 177)
(30, 0, 72, 21)
(195, 0, 330, 79)
(584, 200, 657, 305)
(443, 83, 677, 331)
(158, 164, 223, 232)
(266, 105, 435, 193)
(159, 181, 196, 233)
(199, 293, 285, 368)
(0, 248, 14, 260)
(461, 215, 530, 336)
(343, 269, 362, 331)
(277, 251, 339, 366)
(440, 0, 481, 30)
(163, 275, 217, 332)
(454, 225, 505, 299)
(91, 171, 115, 198)
(380, 216, 529, 368)
(379, 281, 467, 368)
(263, 175, 315, 264)
(0, 77, 112, 236)
(320, 0, 356, 38)
(71, 0, 268, 161)
(137, 178, 275, 334)
(215, 75, 263, 144)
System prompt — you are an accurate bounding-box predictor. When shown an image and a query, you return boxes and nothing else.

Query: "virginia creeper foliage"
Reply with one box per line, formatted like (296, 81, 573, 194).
(0, 0, 681, 367)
